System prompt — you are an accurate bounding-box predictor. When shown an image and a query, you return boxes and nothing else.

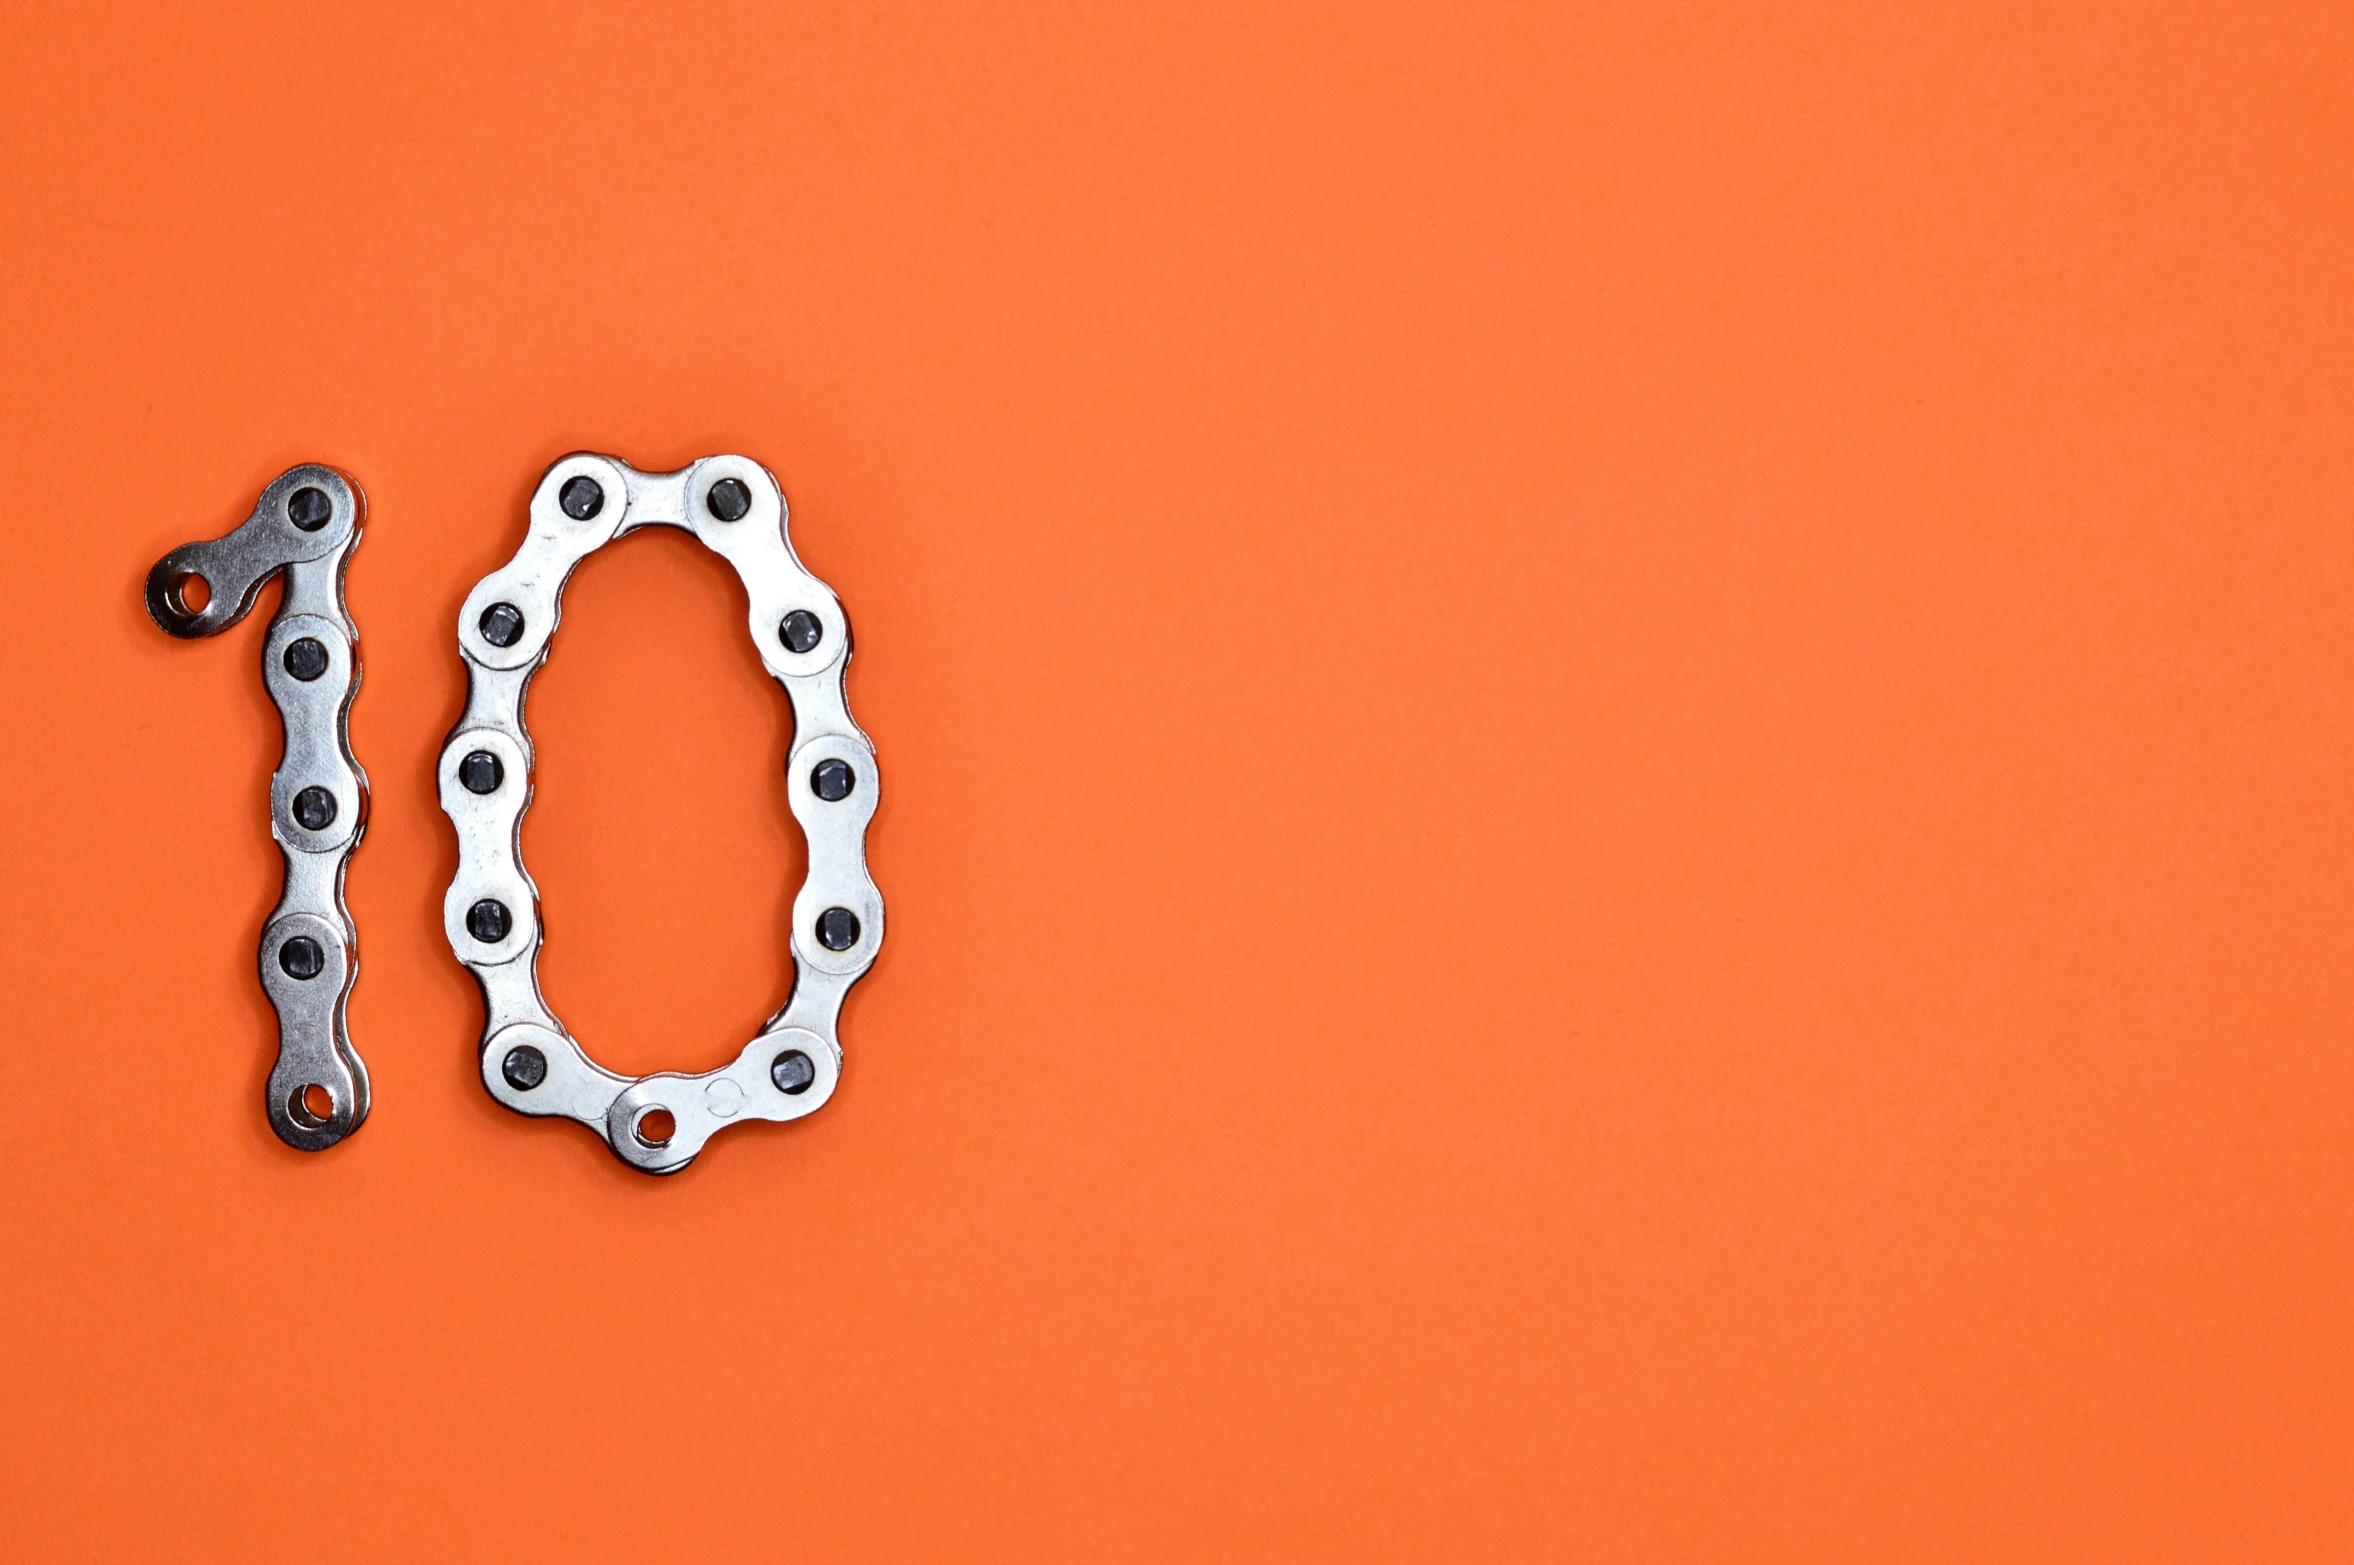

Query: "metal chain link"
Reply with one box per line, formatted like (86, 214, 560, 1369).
(145, 466, 371, 1151)
(439, 452, 882, 1173)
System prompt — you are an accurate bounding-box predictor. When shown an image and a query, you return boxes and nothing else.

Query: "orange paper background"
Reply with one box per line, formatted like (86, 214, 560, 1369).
(3, 2, 2352, 1558)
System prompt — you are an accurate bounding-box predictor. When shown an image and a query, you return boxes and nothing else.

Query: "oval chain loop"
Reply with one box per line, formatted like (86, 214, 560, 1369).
(439, 452, 882, 1173)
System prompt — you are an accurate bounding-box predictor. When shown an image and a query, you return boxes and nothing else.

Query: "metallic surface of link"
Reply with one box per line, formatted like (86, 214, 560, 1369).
(145, 466, 371, 1151)
(439, 453, 882, 1173)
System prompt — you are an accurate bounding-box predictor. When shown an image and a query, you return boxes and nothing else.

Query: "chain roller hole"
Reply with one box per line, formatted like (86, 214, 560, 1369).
(283, 637, 330, 682)
(501, 1044, 547, 1091)
(811, 759, 855, 801)
(288, 1084, 334, 1127)
(558, 475, 605, 521)
(706, 477, 751, 521)
(458, 750, 503, 795)
(816, 907, 861, 951)
(287, 486, 332, 531)
(478, 602, 525, 649)
(465, 899, 512, 944)
(291, 786, 337, 832)
(170, 573, 212, 616)
(634, 1108, 676, 1147)
(771, 1049, 816, 1094)
(779, 610, 822, 655)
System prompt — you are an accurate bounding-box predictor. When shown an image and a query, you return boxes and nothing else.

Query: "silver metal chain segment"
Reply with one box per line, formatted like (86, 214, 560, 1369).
(439, 452, 882, 1174)
(145, 465, 371, 1152)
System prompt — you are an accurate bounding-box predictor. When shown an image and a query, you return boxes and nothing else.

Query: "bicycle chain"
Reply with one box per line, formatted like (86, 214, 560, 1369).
(439, 452, 882, 1174)
(145, 465, 371, 1151)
